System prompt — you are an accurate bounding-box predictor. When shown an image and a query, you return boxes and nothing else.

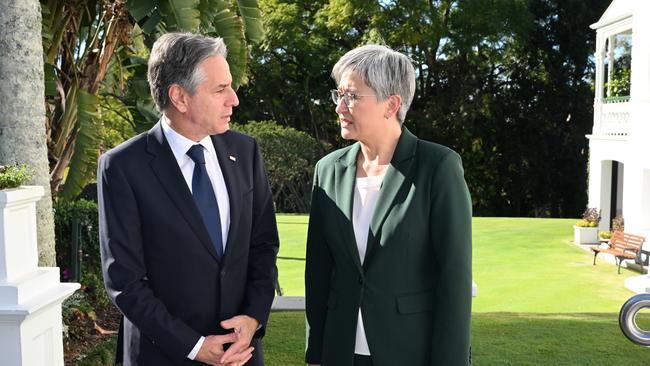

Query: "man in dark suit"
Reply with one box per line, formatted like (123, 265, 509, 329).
(98, 33, 279, 365)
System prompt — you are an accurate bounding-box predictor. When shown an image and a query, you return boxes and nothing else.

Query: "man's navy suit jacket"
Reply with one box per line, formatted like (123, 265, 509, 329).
(98, 122, 279, 365)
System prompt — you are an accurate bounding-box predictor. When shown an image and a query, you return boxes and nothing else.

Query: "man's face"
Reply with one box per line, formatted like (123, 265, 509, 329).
(184, 55, 239, 136)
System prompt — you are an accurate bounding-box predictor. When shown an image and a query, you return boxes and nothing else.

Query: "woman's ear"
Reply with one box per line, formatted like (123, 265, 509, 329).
(168, 84, 189, 113)
(385, 94, 402, 119)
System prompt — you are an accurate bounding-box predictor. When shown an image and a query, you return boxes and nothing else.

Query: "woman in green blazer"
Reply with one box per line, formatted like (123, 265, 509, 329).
(305, 45, 472, 366)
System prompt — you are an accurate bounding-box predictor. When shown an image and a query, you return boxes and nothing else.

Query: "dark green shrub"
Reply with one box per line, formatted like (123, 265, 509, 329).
(75, 336, 116, 366)
(54, 199, 110, 308)
(232, 120, 322, 213)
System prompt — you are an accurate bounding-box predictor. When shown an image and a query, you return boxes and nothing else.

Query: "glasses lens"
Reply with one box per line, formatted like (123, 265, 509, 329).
(331, 90, 341, 105)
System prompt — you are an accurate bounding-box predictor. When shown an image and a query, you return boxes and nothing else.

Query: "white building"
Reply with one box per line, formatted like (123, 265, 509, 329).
(588, 0, 650, 292)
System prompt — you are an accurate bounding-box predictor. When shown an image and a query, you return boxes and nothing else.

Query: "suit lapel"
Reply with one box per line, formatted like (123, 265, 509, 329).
(364, 128, 417, 267)
(334, 143, 363, 272)
(146, 122, 222, 263)
(211, 132, 242, 262)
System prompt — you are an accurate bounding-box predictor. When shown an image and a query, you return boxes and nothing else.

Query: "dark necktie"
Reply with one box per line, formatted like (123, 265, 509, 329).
(186, 144, 223, 259)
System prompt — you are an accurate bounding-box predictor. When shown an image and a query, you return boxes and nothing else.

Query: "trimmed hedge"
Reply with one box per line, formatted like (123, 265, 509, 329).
(232, 120, 323, 213)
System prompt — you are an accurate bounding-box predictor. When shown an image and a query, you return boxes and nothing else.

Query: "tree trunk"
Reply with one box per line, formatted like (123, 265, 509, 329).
(0, 0, 56, 266)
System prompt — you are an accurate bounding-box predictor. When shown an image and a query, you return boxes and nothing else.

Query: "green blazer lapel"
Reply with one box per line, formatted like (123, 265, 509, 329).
(334, 142, 363, 271)
(365, 128, 418, 265)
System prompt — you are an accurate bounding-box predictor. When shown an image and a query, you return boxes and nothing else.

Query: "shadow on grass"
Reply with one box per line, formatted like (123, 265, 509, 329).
(264, 312, 650, 366)
(472, 312, 649, 365)
(75, 311, 649, 365)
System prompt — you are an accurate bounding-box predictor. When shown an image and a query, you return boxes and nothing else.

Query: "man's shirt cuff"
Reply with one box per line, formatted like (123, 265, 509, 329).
(187, 336, 205, 360)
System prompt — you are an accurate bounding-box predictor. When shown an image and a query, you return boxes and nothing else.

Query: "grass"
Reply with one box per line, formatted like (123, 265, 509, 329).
(276, 216, 640, 310)
(269, 215, 650, 365)
(265, 311, 650, 366)
(470, 312, 647, 365)
(471, 217, 636, 313)
(275, 214, 309, 295)
(80, 215, 650, 365)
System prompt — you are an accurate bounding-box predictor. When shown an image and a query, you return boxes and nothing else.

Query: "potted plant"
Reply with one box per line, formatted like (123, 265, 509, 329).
(1, 163, 79, 365)
(573, 208, 600, 244)
(612, 214, 624, 232)
(0, 163, 42, 281)
(0, 163, 31, 190)
(598, 230, 612, 248)
(599, 230, 612, 240)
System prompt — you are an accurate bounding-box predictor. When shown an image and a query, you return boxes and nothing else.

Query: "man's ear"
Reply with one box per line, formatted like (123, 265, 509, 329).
(385, 94, 402, 119)
(168, 84, 189, 113)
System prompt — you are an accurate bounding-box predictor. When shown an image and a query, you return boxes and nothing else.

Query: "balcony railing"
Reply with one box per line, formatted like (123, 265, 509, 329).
(603, 96, 631, 103)
(593, 98, 630, 137)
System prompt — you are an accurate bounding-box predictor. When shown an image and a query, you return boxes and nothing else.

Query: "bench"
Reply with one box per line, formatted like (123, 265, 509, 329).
(591, 231, 646, 274)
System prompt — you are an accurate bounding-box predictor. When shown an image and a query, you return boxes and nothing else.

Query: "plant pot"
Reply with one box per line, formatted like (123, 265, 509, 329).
(1, 185, 79, 366)
(574, 225, 599, 245)
(0, 185, 44, 281)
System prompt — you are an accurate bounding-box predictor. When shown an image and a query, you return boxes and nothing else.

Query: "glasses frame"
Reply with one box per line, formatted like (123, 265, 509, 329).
(330, 89, 376, 107)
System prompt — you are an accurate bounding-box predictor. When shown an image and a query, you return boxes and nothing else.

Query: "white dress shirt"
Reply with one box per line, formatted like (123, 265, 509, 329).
(352, 174, 384, 356)
(161, 116, 231, 360)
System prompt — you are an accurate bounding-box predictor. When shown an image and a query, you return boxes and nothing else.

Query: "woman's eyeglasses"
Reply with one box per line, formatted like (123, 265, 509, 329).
(330, 89, 376, 106)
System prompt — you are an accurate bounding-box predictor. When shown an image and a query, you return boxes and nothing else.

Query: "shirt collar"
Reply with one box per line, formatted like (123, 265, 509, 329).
(161, 114, 216, 161)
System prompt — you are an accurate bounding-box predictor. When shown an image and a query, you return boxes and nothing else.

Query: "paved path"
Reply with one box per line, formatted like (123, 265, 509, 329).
(271, 296, 305, 311)
(271, 282, 478, 311)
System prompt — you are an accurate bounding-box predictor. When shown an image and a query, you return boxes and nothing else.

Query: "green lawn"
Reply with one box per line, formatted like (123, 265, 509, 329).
(80, 215, 650, 365)
(275, 214, 309, 296)
(268, 215, 650, 365)
(265, 311, 650, 366)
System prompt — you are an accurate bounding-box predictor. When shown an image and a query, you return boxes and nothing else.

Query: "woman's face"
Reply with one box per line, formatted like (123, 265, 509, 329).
(335, 70, 386, 142)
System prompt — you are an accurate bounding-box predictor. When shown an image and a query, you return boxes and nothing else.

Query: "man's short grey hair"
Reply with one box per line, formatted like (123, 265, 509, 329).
(148, 32, 227, 111)
(332, 44, 416, 124)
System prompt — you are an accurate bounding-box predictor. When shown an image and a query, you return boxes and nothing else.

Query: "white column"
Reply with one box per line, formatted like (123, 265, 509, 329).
(0, 186, 79, 366)
(607, 35, 615, 98)
(599, 160, 612, 232)
(587, 141, 603, 210)
(595, 32, 606, 102)
(593, 32, 606, 135)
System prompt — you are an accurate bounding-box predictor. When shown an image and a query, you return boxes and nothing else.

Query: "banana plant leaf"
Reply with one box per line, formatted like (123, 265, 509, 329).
(60, 89, 102, 200)
(236, 0, 263, 44)
(159, 0, 201, 31)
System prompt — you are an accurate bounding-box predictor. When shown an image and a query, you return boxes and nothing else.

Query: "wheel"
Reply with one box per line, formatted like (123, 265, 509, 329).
(619, 293, 650, 346)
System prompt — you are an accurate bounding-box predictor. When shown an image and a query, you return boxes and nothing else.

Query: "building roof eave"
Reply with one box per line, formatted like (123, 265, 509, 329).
(590, 11, 633, 30)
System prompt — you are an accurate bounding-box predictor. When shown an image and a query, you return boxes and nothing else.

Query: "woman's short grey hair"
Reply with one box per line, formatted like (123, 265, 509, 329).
(148, 32, 227, 111)
(332, 44, 416, 124)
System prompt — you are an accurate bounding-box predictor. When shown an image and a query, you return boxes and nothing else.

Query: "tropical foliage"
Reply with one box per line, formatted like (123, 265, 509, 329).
(41, 0, 611, 216)
(41, 0, 263, 200)
(236, 0, 610, 217)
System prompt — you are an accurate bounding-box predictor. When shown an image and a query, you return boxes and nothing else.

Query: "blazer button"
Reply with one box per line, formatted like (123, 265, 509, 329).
(220, 270, 226, 277)
(358, 275, 363, 284)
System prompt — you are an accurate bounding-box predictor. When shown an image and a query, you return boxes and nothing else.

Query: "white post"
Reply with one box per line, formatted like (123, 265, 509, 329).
(0, 186, 79, 366)
(595, 32, 606, 102)
(607, 35, 615, 99)
(593, 32, 606, 135)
